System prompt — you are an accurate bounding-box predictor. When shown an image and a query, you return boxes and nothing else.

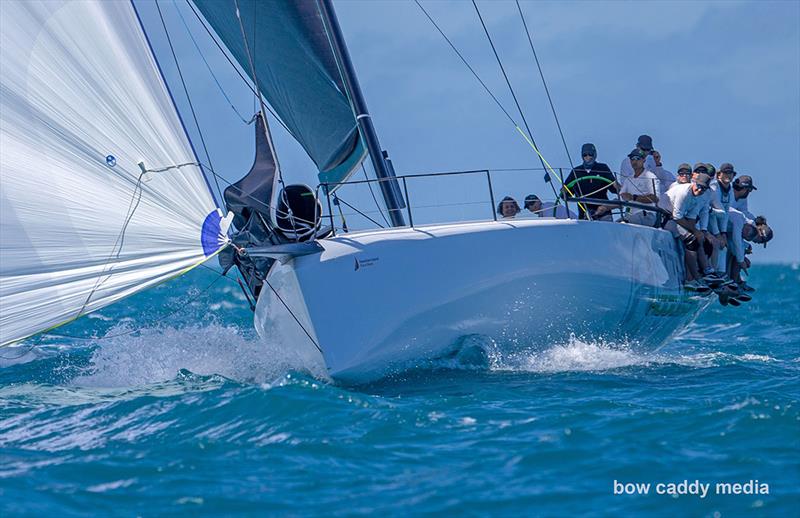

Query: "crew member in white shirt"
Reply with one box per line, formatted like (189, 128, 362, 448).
(650, 150, 675, 196)
(618, 134, 658, 187)
(658, 172, 715, 286)
(619, 148, 660, 226)
(730, 175, 758, 222)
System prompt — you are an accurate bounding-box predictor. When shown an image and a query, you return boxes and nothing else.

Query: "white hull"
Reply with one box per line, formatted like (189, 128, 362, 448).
(255, 219, 706, 382)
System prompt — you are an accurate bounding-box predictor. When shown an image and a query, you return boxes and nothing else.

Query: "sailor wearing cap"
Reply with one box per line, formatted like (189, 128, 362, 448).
(619, 148, 660, 226)
(658, 172, 715, 286)
(618, 135, 657, 183)
(657, 163, 693, 221)
(731, 175, 758, 221)
(674, 163, 692, 185)
(707, 163, 736, 272)
(726, 175, 767, 289)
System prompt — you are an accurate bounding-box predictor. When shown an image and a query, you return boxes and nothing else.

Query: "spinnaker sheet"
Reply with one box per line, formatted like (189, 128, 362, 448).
(0, 0, 229, 345)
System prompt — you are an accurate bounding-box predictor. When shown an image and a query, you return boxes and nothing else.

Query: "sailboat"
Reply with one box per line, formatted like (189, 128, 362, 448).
(0, 0, 707, 382)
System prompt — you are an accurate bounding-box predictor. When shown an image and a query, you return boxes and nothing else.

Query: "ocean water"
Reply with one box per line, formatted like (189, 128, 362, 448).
(1, 264, 798, 516)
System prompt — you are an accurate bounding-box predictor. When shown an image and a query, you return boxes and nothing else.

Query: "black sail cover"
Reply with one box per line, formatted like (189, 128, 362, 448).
(193, 0, 365, 185)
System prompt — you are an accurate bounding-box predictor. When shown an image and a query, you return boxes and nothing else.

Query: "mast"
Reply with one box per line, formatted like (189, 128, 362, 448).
(318, 0, 406, 227)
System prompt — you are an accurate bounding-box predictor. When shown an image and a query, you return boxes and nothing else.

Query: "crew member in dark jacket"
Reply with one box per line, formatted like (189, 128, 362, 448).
(562, 143, 618, 220)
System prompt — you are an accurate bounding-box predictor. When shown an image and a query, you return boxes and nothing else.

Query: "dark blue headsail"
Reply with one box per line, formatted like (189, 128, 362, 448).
(192, 0, 366, 185)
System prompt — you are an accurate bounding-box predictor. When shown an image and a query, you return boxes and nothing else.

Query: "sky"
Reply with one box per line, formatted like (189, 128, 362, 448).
(138, 0, 800, 263)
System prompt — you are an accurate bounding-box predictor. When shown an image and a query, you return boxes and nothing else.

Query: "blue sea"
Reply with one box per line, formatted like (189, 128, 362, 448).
(1, 264, 798, 516)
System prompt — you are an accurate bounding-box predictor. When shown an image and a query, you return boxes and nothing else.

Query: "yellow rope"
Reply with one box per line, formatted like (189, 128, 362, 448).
(514, 126, 587, 214)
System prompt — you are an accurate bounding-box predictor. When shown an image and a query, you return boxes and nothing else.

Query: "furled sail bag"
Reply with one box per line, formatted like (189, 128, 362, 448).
(0, 1, 229, 345)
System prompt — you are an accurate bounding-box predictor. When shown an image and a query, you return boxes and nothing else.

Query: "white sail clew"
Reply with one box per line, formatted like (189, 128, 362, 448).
(0, 0, 229, 345)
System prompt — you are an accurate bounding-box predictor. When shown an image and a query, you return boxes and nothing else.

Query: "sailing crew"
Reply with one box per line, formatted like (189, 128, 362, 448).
(561, 143, 617, 220)
(726, 175, 766, 290)
(651, 150, 676, 196)
(695, 162, 727, 277)
(657, 162, 691, 216)
(618, 134, 658, 186)
(707, 163, 736, 273)
(731, 175, 759, 221)
(619, 148, 660, 226)
(673, 162, 692, 186)
(497, 196, 521, 219)
(523, 194, 572, 219)
(658, 172, 715, 286)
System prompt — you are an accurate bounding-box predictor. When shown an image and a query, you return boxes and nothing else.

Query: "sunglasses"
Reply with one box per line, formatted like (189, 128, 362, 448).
(629, 156, 644, 161)
(582, 153, 594, 158)
(694, 184, 708, 192)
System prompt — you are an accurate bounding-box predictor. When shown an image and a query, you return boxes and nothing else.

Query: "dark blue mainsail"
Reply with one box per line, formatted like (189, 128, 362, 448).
(192, 0, 365, 184)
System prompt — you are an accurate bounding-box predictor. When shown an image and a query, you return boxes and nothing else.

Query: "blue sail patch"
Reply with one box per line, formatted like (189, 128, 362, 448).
(200, 210, 227, 256)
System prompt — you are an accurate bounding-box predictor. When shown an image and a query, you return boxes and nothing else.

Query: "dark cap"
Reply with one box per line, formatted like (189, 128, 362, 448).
(734, 175, 757, 190)
(693, 173, 712, 188)
(693, 162, 708, 173)
(677, 163, 692, 174)
(524, 194, 540, 205)
(581, 143, 597, 158)
(628, 148, 646, 160)
(636, 134, 653, 151)
(744, 222, 773, 245)
(719, 162, 736, 174)
(705, 163, 716, 176)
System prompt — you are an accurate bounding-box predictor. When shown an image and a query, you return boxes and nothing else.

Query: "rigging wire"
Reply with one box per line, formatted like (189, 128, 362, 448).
(263, 278, 323, 354)
(362, 163, 391, 227)
(182, 0, 293, 136)
(334, 194, 386, 229)
(155, 0, 225, 206)
(514, 1, 587, 207)
(470, 1, 561, 204)
(415, 0, 584, 214)
(515, 0, 575, 176)
(413, 1, 582, 210)
(232, 0, 286, 190)
(413, 0, 516, 125)
(172, 1, 253, 125)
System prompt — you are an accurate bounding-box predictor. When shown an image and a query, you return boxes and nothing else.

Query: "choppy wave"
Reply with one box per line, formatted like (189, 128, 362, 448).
(1, 265, 798, 516)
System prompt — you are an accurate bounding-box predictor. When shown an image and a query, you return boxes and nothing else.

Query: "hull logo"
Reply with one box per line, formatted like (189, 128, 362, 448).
(354, 256, 379, 271)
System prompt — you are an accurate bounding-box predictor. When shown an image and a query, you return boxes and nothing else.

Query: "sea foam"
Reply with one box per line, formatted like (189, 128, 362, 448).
(71, 323, 328, 388)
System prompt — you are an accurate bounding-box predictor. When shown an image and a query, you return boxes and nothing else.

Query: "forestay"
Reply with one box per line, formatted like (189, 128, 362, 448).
(192, 0, 366, 185)
(0, 0, 229, 345)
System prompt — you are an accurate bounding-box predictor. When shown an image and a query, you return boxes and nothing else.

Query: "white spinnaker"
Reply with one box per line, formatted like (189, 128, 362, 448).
(0, 0, 228, 345)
